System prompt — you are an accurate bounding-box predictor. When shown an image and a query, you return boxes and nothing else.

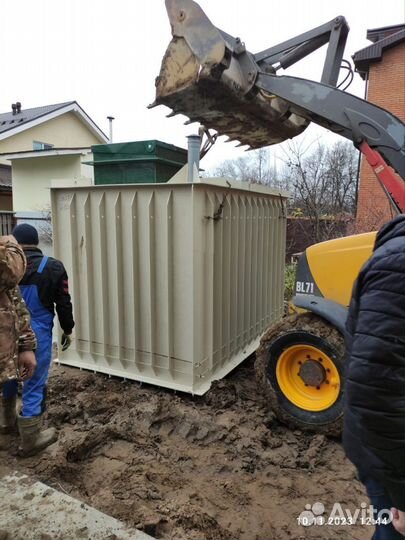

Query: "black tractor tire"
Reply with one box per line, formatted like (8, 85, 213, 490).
(255, 312, 345, 437)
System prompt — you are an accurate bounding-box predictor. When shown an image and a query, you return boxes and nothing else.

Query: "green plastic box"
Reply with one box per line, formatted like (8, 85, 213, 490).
(91, 140, 187, 185)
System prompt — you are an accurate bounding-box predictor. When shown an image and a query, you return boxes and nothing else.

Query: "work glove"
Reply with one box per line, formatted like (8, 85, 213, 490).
(61, 333, 72, 352)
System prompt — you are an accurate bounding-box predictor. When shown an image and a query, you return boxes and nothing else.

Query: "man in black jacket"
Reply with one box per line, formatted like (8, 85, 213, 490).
(1, 224, 74, 456)
(344, 215, 405, 539)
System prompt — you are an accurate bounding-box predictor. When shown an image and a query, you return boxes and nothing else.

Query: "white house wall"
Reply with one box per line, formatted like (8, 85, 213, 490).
(0, 112, 103, 165)
(12, 154, 93, 213)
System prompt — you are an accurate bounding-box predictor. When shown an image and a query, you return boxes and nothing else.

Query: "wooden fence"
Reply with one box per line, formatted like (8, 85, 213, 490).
(0, 212, 16, 235)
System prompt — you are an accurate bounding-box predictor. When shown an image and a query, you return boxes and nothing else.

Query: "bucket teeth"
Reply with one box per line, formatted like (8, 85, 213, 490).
(153, 37, 309, 149)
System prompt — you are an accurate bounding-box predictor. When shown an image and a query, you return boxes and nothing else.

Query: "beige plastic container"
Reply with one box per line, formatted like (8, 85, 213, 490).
(51, 178, 286, 394)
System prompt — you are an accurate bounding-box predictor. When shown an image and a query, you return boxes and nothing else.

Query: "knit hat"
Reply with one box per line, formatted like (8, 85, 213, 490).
(12, 224, 39, 246)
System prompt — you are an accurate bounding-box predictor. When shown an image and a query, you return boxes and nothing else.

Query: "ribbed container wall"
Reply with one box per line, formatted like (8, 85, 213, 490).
(51, 180, 286, 394)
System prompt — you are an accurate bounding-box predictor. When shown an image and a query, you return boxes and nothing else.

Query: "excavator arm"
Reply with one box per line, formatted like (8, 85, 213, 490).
(151, 0, 405, 435)
(253, 73, 405, 211)
(151, 0, 405, 211)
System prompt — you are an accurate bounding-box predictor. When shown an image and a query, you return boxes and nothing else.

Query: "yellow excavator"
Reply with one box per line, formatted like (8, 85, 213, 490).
(151, 0, 405, 435)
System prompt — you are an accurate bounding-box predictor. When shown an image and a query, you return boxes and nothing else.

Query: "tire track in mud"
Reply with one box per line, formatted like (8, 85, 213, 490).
(0, 359, 369, 540)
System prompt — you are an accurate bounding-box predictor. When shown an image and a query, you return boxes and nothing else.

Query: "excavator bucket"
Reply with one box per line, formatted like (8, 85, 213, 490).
(150, 0, 308, 149)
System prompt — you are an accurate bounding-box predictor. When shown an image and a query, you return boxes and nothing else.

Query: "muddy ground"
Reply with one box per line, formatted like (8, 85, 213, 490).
(1, 358, 372, 540)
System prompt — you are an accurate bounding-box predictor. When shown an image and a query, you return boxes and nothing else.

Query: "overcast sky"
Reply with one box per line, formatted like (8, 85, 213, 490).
(1, 0, 403, 170)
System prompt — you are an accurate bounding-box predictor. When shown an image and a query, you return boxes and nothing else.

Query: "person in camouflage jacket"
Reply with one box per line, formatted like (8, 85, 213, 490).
(0, 235, 36, 388)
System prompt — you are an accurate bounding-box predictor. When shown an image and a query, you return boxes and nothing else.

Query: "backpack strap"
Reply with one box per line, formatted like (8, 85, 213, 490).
(37, 255, 49, 274)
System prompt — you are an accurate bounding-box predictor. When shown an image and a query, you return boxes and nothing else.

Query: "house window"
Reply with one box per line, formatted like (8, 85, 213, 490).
(33, 141, 54, 150)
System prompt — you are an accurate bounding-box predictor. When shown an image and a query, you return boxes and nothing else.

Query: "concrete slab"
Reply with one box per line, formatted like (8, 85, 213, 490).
(0, 473, 155, 540)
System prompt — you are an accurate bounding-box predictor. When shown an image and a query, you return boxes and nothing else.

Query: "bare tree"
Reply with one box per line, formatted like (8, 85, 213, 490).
(348, 204, 396, 235)
(281, 139, 358, 243)
(212, 148, 281, 186)
(211, 139, 358, 245)
(37, 205, 53, 244)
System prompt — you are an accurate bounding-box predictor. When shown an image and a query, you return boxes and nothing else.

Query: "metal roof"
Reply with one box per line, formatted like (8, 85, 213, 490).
(353, 28, 405, 79)
(0, 101, 74, 135)
(0, 101, 108, 143)
(367, 24, 405, 43)
(1, 147, 92, 160)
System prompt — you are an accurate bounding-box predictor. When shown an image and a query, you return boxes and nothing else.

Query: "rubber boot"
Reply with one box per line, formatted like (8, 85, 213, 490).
(17, 414, 58, 457)
(0, 395, 17, 435)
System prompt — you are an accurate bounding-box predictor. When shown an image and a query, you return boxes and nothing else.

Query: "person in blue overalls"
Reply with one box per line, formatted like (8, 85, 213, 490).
(2, 224, 74, 456)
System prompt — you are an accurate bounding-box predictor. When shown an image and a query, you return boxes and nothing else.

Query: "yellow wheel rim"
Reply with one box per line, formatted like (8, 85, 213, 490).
(276, 344, 340, 412)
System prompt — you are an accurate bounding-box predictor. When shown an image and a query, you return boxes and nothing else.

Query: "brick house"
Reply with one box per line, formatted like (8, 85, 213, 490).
(353, 24, 405, 231)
